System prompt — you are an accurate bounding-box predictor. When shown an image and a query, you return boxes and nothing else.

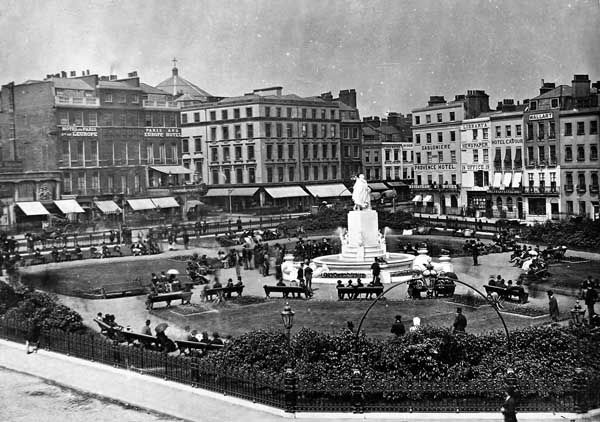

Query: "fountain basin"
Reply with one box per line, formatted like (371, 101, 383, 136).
(312, 252, 415, 284)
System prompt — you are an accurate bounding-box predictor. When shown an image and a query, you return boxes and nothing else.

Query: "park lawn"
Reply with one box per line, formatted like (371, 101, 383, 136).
(151, 296, 546, 339)
(20, 256, 190, 295)
(540, 259, 600, 290)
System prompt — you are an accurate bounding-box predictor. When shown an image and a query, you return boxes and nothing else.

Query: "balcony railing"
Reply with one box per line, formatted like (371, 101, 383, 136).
(590, 184, 599, 194)
(564, 184, 574, 193)
(55, 96, 100, 107)
(523, 186, 559, 196)
(576, 184, 587, 194)
(142, 100, 179, 109)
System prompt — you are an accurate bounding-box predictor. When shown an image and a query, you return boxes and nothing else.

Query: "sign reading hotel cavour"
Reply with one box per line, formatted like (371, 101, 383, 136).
(528, 112, 553, 121)
(60, 126, 97, 136)
(492, 137, 523, 145)
(414, 164, 457, 171)
(144, 128, 181, 137)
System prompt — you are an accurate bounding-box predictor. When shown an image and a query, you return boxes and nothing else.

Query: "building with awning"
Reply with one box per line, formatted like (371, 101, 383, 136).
(94, 200, 122, 214)
(411, 195, 423, 202)
(54, 199, 85, 214)
(512, 173, 522, 188)
(149, 165, 194, 188)
(492, 173, 503, 188)
(304, 184, 351, 198)
(502, 173, 512, 188)
(127, 198, 157, 211)
(16, 202, 50, 216)
(151, 197, 180, 209)
(422, 195, 433, 203)
(202, 187, 260, 213)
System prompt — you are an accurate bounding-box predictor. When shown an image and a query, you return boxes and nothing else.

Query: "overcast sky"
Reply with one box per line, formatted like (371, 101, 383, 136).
(1, 0, 599, 116)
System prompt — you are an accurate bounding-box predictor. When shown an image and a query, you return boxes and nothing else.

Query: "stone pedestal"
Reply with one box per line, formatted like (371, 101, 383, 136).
(341, 209, 384, 261)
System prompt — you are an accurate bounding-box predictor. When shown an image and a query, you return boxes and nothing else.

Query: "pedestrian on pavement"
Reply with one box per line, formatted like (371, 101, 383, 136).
(236, 217, 243, 232)
(25, 319, 41, 354)
(501, 386, 518, 422)
(297, 262, 304, 283)
(304, 262, 313, 294)
(371, 258, 381, 284)
(453, 307, 467, 333)
(391, 315, 405, 337)
(585, 283, 598, 324)
(471, 240, 480, 266)
(183, 231, 190, 250)
(141, 319, 152, 336)
(548, 290, 559, 322)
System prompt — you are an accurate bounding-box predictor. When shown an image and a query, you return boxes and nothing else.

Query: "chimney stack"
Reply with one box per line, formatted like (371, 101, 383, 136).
(572, 74, 591, 99)
(70, 71, 76, 77)
(428, 96, 446, 106)
(338, 89, 357, 108)
(109, 74, 118, 81)
(60, 71, 67, 78)
(128, 71, 138, 77)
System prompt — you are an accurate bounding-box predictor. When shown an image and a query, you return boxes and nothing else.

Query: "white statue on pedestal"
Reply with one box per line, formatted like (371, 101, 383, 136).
(352, 174, 371, 210)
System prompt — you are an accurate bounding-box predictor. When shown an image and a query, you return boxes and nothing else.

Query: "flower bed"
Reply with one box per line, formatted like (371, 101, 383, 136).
(449, 293, 490, 308)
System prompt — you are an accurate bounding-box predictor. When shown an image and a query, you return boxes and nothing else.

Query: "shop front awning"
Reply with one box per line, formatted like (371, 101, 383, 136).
(16, 201, 49, 216)
(54, 199, 85, 214)
(149, 165, 194, 175)
(151, 197, 180, 209)
(423, 195, 433, 203)
(502, 173, 512, 187)
(412, 195, 423, 202)
(94, 200, 122, 214)
(304, 184, 351, 198)
(368, 183, 389, 191)
(492, 173, 503, 188)
(127, 198, 157, 211)
(386, 181, 408, 187)
(512, 172, 522, 188)
(265, 186, 309, 199)
(204, 187, 259, 197)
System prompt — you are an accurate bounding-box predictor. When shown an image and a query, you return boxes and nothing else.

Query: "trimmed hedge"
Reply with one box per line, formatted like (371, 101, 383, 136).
(522, 218, 600, 250)
(205, 325, 600, 391)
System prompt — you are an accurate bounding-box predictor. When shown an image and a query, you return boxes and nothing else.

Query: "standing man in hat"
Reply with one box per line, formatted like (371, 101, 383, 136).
(548, 290, 559, 322)
(453, 307, 467, 333)
(391, 315, 405, 337)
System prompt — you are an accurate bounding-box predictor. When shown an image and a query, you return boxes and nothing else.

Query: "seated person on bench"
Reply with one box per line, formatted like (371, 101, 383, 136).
(276, 279, 286, 287)
(225, 278, 234, 298)
(337, 280, 344, 299)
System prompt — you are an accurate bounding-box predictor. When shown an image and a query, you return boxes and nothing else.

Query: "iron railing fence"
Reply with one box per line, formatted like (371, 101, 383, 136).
(1, 318, 599, 414)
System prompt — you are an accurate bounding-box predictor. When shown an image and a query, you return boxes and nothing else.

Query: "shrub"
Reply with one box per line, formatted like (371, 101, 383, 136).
(4, 290, 84, 332)
(0, 282, 21, 314)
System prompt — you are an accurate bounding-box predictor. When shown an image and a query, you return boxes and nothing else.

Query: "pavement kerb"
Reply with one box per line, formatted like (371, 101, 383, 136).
(1, 338, 595, 422)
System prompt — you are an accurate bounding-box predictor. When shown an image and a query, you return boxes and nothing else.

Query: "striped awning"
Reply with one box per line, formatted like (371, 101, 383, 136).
(151, 197, 180, 208)
(94, 200, 122, 214)
(204, 187, 259, 197)
(265, 186, 309, 198)
(502, 173, 512, 187)
(412, 195, 423, 202)
(54, 199, 85, 214)
(16, 202, 49, 216)
(127, 198, 157, 211)
(423, 195, 433, 203)
(304, 184, 351, 198)
(368, 183, 389, 191)
(149, 165, 193, 175)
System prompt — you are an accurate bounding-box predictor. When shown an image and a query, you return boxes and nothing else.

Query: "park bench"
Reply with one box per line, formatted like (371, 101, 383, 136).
(205, 285, 244, 300)
(101, 281, 148, 299)
(337, 286, 384, 300)
(121, 330, 158, 349)
(146, 291, 193, 310)
(263, 285, 310, 299)
(484, 284, 528, 304)
(175, 340, 224, 355)
(93, 318, 122, 340)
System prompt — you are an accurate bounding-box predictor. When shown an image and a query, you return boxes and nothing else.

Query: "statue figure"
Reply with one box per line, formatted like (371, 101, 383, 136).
(352, 174, 371, 210)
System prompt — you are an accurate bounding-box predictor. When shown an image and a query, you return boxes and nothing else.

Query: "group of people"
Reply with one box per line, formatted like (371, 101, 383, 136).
(293, 237, 339, 262)
(509, 245, 550, 277)
(464, 238, 487, 266)
(389, 308, 467, 337)
(336, 277, 383, 299)
(131, 237, 161, 256)
(150, 272, 186, 294)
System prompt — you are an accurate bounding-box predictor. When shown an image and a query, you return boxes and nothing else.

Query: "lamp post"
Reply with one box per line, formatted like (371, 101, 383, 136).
(281, 302, 295, 345)
(227, 188, 233, 217)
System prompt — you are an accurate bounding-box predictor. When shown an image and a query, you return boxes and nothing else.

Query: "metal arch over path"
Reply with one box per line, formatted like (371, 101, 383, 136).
(354, 277, 511, 351)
